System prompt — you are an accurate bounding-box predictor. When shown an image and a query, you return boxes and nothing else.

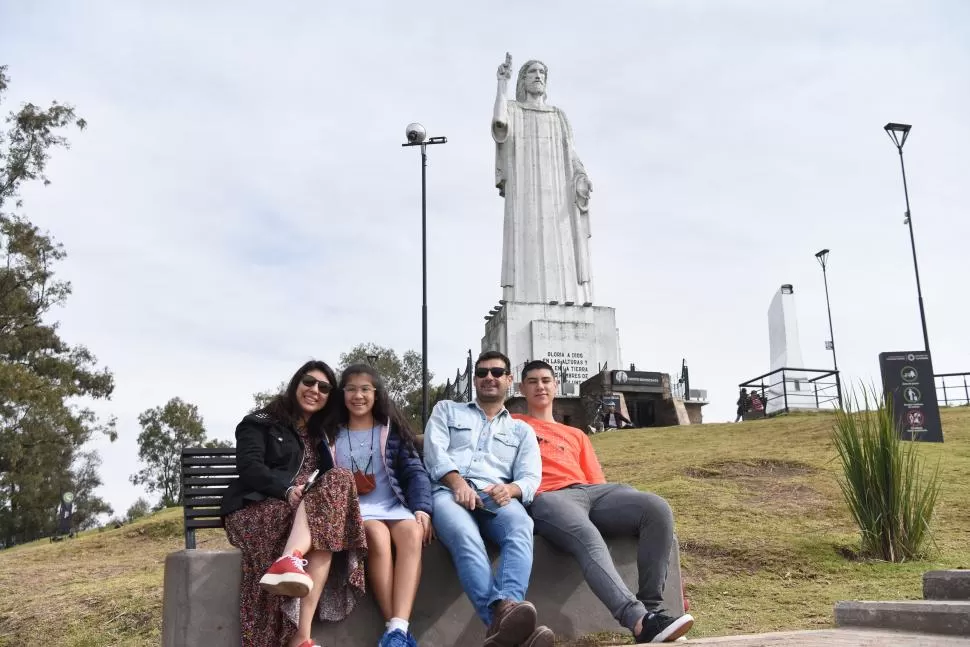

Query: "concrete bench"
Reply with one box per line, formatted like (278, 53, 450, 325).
(165, 447, 686, 646)
(163, 536, 684, 646)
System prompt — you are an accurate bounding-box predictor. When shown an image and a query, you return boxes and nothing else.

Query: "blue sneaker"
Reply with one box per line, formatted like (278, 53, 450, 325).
(378, 629, 410, 647)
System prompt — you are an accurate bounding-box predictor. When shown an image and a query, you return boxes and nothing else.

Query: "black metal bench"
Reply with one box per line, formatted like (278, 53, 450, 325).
(181, 447, 237, 549)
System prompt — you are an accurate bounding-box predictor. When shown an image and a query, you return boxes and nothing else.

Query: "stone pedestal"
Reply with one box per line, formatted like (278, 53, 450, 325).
(482, 302, 620, 385)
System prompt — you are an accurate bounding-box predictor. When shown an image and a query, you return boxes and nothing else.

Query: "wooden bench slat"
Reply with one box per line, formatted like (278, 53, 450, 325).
(183, 487, 230, 497)
(184, 494, 225, 504)
(182, 447, 236, 457)
(186, 518, 225, 529)
(184, 508, 223, 518)
(183, 476, 238, 486)
(182, 456, 237, 466)
(184, 497, 222, 510)
(182, 465, 238, 476)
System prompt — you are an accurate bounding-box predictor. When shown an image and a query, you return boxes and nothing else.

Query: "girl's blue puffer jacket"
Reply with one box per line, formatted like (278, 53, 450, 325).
(324, 419, 433, 516)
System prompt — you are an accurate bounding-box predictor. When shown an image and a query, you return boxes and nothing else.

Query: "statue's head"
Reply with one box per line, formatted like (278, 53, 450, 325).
(515, 60, 547, 103)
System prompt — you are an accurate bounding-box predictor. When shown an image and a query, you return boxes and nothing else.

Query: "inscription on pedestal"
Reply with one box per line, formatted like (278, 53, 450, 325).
(540, 351, 590, 383)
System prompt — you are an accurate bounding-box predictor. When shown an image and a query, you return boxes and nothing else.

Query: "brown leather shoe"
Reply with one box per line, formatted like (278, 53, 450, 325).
(482, 599, 537, 647)
(521, 625, 555, 647)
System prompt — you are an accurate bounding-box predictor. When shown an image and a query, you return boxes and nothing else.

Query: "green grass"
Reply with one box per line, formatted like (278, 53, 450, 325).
(1, 408, 968, 646)
(590, 407, 970, 640)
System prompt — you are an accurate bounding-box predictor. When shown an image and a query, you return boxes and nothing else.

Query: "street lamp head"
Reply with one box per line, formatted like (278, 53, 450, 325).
(405, 122, 427, 144)
(884, 122, 911, 150)
(815, 248, 830, 268)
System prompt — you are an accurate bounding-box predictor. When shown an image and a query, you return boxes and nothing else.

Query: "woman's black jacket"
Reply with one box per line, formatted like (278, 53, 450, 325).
(220, 412, 333, 517)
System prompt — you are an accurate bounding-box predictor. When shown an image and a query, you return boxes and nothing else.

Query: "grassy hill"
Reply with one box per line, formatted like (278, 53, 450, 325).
(1, 407, 968, 646)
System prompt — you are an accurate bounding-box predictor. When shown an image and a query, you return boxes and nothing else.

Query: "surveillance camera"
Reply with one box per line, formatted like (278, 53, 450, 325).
(405, 122, 427, 144)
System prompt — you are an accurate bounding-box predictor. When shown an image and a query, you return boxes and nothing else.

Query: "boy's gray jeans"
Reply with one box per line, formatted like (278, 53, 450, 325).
(529, 483, 674, 632)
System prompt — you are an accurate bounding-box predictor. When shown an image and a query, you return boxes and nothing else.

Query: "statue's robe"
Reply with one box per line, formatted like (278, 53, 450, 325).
(493, 101, 592, 304)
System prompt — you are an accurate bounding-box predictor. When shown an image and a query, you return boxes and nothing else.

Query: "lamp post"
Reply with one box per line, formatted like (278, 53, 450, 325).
(814, 249, 838, 371)
(402, 123, 447, 428)
(884, 122, 931, 356)
(815, 249, 843, 409)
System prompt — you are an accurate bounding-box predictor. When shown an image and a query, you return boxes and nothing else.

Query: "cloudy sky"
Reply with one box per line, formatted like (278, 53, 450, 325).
(3, 1, 968, 517)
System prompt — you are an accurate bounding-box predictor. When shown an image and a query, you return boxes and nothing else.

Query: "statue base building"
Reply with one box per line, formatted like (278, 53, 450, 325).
(481, 301, 621, 391)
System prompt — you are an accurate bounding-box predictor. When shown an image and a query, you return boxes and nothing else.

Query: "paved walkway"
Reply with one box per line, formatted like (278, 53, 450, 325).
(654, 629, 970, 646)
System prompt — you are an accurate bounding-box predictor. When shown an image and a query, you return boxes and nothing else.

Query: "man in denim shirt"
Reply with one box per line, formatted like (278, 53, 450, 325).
(423, 350, 552, 647)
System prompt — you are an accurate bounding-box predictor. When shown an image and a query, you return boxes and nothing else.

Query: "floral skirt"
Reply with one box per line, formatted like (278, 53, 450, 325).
(224, 468, 368, 647)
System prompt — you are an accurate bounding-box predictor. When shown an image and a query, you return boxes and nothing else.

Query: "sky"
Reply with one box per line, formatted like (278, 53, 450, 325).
(2, 1, 968, 518)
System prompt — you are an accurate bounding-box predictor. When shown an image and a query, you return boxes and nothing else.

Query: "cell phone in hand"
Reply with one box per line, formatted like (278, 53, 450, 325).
(475, 491, 501, 515)
(303, 469, 320, 492)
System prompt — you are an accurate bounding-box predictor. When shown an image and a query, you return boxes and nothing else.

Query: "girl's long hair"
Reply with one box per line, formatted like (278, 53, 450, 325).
(322, 363, 419, 455)
(260, 360, 338, 442)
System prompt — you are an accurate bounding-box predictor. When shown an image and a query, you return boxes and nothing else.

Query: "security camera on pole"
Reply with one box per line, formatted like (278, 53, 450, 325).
(402, 124, 447, 428)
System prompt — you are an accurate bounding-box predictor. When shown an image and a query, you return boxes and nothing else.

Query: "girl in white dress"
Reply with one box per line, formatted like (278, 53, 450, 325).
(323, 364, 433, 647)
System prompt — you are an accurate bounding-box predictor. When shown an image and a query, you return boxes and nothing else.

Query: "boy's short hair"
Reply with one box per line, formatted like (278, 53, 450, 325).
(521, 359, 556, 383)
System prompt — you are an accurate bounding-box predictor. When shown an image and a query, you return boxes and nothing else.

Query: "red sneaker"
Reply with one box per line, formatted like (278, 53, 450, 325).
(259, 551, 313, 597)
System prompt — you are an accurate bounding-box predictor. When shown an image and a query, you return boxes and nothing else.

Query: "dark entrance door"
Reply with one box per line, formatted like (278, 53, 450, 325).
(629, 399, 656, 427)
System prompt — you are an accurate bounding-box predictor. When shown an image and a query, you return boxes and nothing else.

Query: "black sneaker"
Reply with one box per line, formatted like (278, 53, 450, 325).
(635, 611, 694, 643)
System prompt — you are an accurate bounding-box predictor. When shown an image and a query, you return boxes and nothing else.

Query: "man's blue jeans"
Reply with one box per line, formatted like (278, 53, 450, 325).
(431, 488, 535, 625)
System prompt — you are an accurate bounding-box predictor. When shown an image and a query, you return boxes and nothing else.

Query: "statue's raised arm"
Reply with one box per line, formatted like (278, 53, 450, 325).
(493, 52, 512, 142)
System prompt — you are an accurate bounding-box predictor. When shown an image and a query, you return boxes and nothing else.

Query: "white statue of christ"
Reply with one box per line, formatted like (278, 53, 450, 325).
(492, 54, 594, 306)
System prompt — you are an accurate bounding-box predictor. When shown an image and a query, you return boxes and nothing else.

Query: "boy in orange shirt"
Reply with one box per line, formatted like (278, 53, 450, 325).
(513, 360, 693, 644)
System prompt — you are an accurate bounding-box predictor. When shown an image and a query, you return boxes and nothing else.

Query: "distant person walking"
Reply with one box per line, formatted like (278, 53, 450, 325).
(734, 388, 749, 423)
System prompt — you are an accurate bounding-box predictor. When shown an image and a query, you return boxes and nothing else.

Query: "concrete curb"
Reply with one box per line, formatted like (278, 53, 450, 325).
(925, 570, 970, 601)
(835, 600, 970, 637)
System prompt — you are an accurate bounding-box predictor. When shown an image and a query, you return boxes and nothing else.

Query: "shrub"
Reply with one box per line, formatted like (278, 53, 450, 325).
(832, 388, 940, 562)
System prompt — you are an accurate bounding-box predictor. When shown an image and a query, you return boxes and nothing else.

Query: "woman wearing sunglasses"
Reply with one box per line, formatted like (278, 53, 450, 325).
(322, 363, 433, 647)
(221, 360, 368, 647)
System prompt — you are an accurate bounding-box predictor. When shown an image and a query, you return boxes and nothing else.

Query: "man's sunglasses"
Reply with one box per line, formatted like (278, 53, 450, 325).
(300, 375, 333, 394)
(475, 367, 510, 379)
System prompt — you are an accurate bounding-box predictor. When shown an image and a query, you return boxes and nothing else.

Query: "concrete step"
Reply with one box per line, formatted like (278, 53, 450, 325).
(926, 570, 970, 601)
(835, 600, 970, 637)
(662, 628, 970, 645)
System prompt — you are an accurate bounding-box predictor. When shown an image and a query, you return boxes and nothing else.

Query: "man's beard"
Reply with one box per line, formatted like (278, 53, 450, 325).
(527, 81, 544, 94)
(477, 389, 506, 404)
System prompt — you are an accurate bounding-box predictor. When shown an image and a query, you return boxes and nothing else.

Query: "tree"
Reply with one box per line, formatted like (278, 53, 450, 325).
(251, 380, 287, 411)
(125, 497, 151, 524)
(70, 450, 113, 531)
(0, 65, 115, 546)
(130, 397, 221, 507)
(338, 343, 445, 429)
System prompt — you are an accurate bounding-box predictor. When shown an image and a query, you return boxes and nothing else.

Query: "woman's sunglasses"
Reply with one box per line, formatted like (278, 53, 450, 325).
(475, 367, 510, 379)
(300, 375, 333, 394)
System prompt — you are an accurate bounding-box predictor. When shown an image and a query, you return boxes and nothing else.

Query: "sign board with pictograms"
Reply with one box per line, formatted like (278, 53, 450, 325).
(878, 351, 943, 443)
